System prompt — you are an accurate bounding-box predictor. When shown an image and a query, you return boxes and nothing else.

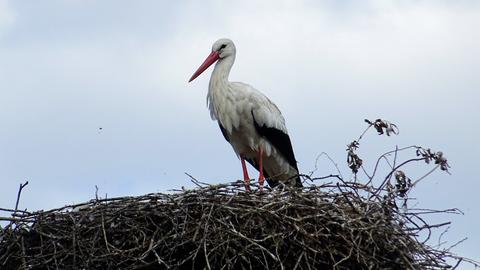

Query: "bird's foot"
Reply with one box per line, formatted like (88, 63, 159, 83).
(240, 157, 251, 192)
(244, 178, 251, 192)
(258, 175, 265, 192)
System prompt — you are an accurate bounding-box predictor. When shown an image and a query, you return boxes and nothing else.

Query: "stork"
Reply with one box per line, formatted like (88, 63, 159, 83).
(188, 38, 301, 191)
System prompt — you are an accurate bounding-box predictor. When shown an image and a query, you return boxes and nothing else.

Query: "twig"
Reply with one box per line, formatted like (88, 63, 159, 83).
(14, 181, 29, 214)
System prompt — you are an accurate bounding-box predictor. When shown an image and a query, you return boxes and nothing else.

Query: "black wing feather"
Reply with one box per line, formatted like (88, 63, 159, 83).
(218, 123, 230, 142)
(251, 111, 301, 187)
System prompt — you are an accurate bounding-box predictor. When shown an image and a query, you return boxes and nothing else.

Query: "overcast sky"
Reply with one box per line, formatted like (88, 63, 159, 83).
(0, 0, 479, 265)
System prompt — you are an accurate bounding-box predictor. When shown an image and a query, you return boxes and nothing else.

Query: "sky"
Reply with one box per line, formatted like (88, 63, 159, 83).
(0, 0, 479, 265)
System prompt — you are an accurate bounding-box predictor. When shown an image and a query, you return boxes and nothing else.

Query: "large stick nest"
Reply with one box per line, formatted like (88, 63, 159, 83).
(0, 180, 466, 270)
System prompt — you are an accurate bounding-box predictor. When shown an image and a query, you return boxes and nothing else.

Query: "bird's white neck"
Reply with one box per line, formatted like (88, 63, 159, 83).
(207, 55, 235, 121)
(209, 55, 235, 91)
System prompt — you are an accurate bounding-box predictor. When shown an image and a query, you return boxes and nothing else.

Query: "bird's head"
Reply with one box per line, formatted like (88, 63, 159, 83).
(212, 38, 235, 59)
(188, 38, 236, 82)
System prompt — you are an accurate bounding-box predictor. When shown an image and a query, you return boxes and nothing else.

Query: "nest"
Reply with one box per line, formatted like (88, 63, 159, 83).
(0, 179, 467, 270)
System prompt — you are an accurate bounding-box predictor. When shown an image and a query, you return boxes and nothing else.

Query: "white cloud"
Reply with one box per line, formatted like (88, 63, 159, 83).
(0, 0, 14, 37)
(145, 0, 479, 110)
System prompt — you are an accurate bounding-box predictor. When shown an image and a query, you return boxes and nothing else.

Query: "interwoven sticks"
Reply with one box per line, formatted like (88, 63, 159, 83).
(0, 181, 468, 270)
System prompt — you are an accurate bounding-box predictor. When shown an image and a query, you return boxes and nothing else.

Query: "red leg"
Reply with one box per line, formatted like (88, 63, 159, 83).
(258, 148, 265, 190)
(241, 157, 251, 192)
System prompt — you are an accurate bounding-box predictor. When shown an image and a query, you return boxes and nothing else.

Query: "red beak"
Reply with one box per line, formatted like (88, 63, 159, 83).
(188, 51, 220, 82)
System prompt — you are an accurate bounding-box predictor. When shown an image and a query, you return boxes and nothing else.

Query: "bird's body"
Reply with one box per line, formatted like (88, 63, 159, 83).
(189, 39, 301, 189)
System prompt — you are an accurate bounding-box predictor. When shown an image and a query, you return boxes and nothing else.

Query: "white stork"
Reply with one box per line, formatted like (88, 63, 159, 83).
(188, 38, 301, 191)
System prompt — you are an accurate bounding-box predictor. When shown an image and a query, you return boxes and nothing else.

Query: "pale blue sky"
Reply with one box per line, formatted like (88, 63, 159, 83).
(0, 0, 479, 265)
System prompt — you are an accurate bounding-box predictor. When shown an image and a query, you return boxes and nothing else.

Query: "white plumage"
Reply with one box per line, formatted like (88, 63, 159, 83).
(189, 38, 301, 190)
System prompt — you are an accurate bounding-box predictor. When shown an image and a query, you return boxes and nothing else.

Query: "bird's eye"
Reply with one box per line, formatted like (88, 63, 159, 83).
(219, 44, 227, 50)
